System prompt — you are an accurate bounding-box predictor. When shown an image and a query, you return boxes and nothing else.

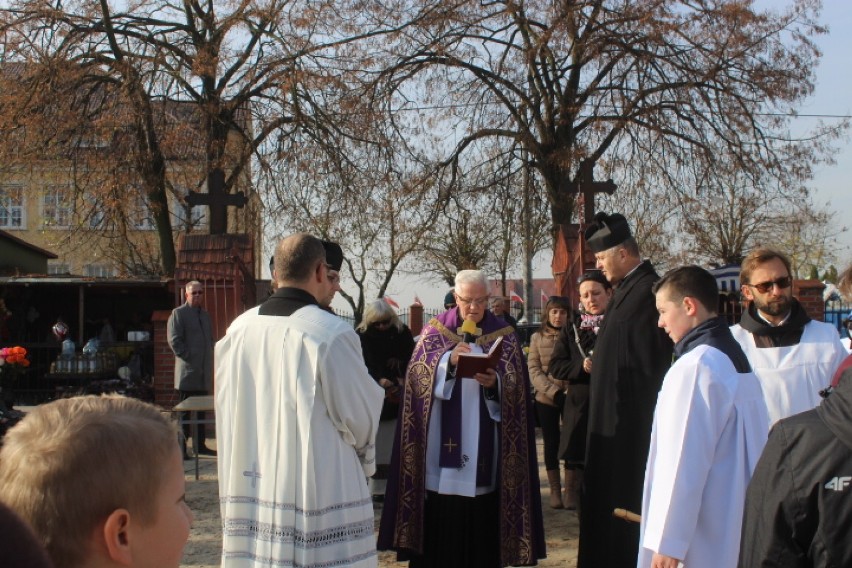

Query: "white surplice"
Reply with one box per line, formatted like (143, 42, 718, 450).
(215, 307, 384, 568)
(638, 345, 769, 568)
(424, 350, 501, 497)
(731, 320, 848, 426)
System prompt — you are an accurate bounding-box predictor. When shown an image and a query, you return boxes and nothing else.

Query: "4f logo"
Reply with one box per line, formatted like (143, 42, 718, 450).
(825, 476, 852, 491)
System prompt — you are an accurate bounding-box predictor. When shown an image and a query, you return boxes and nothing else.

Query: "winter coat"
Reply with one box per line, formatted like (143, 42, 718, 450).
(167, 302, 213, 392)
(739, 360, 852, 568)
(528, 329, 566, 406)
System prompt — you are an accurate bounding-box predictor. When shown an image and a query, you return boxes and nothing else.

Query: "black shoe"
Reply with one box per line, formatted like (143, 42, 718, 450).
(197, 446, 217, 456)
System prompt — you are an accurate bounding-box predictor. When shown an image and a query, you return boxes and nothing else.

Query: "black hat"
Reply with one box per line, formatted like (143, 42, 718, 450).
(444, 289, 456, 308)
(321, 240, 344, 271)
(584, 212, 632, 253)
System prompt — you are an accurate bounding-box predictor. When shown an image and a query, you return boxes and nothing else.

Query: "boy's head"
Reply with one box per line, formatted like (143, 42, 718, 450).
(652, 265, 720, 343)
(0, 395, 192, 568)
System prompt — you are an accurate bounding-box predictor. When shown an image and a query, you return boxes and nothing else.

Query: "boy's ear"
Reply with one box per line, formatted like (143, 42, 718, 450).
(102, 509, 133, 565)
(682, 296, 700, 316)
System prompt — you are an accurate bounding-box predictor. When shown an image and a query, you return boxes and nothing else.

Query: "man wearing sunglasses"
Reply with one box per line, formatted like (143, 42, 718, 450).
(731, 248, 847, 425)
(167, 279, 215, 458)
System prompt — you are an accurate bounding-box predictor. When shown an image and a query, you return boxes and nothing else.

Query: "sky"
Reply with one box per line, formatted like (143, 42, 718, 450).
(338, 0, 852, 312)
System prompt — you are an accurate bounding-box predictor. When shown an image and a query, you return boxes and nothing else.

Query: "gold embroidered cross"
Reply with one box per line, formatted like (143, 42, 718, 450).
(444, 438, 458, 453)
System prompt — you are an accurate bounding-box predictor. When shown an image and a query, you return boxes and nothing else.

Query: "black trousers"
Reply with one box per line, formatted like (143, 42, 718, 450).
(535, 400, 564, 471)
(179, 389, 208, 448)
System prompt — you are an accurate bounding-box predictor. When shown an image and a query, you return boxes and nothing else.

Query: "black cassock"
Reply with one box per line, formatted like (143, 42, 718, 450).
(577, 260, 673, 568)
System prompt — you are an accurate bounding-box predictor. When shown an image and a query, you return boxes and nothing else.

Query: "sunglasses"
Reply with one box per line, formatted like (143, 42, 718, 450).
(747, 276, 792, 294)
(190, 291, 204, 296)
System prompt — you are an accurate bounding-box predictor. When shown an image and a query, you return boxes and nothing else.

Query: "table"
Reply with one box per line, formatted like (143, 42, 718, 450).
(172, 395, 215, 480)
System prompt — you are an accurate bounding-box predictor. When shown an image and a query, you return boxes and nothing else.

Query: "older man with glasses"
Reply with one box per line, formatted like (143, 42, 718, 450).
(731, 247, 847, 426)
(378, 269, 545, 568)
(167, 279, 215, 458)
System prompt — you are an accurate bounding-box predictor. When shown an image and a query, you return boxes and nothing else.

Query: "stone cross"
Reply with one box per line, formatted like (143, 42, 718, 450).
(186, 169, 247, 235)
(571, 159, 617, 224)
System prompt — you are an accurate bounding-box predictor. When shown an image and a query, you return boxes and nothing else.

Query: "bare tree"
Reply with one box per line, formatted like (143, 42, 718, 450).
(1, 0, 432, 274)
(260, 115, 444, 322)
(374, 0, 845, 253)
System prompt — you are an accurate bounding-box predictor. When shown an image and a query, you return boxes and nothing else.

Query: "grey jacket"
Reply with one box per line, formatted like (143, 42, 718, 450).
(167, 302, 213, 391)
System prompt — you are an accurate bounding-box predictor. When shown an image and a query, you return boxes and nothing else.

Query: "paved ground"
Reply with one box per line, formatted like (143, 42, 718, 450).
(180, 431, 580, 567)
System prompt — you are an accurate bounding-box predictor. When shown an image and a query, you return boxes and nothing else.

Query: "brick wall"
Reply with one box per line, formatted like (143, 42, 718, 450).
(794, 279, 826, 322)
(152, 309, 179, 408)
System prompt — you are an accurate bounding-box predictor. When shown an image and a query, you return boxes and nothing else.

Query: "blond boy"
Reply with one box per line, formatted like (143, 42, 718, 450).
(638, 266, 769, 568)
(0, 395, 192, 568)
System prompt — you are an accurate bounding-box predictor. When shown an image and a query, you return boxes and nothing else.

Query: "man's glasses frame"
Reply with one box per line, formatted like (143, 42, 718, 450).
(455, 295, 489, 307)
(747, 276, 793, 294)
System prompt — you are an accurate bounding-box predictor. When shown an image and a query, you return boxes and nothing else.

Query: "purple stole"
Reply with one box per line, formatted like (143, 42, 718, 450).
(377, 309, 546, 565)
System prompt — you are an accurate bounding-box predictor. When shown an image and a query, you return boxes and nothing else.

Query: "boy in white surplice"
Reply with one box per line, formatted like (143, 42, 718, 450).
(638, 266, 769, 568)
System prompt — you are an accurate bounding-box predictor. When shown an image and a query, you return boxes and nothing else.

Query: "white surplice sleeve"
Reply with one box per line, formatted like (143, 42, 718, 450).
(641, 353, 734, 561)
(319, 328, 385, 477)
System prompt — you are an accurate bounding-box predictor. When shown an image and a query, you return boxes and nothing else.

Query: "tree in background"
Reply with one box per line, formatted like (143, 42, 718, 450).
(374, 0, 845, 253)
(0, 0, 429, 275)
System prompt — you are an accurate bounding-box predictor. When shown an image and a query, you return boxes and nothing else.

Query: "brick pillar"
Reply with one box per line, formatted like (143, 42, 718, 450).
(152, 309, 179, 409)
(409, 303, 424, 336)
(794, 279, 826, 321)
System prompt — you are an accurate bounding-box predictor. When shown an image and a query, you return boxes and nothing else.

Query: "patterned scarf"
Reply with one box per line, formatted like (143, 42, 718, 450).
(579, 313, 605, 334)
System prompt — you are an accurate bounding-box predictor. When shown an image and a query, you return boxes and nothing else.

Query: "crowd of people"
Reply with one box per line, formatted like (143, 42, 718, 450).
(1, 221, 852, 568)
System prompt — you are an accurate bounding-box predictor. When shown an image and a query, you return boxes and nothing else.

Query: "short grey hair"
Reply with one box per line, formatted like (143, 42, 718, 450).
(455, 269, 488, 290)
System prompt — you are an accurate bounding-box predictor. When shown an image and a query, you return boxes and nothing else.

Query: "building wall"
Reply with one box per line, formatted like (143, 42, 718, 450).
(1, 161, 259, 277)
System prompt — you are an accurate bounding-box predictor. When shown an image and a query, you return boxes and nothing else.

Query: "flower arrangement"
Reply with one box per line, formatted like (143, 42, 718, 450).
(0, 346, 30, 376)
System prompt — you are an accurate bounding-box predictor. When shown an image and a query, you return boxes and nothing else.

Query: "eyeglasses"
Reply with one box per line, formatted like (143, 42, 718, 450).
(748, 276, 792, 294)
(190, 291, 204, 296)
(456, 295, 489, 307)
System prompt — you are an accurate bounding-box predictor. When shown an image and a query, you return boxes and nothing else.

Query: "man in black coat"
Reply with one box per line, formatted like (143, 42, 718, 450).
(576, 212, 673, 568)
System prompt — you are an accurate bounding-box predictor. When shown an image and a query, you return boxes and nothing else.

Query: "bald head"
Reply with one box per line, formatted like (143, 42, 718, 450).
(274, 233, 326, 286)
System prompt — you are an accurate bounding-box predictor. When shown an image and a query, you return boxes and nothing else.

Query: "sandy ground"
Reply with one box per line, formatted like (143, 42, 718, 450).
(180, 432, 579, 567)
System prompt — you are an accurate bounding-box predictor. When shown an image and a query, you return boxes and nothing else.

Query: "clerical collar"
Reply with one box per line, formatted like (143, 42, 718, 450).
(614, 259, 643, 286)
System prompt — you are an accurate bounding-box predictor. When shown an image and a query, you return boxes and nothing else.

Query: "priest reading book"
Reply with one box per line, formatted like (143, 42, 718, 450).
(456, 335, 504, 377)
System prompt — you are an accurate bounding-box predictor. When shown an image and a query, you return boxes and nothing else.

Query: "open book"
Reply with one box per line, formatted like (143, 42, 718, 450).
(456, 336, 504, 378)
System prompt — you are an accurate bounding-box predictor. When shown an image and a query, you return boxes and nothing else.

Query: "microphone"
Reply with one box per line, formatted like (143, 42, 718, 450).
(461, 318, 478, 344)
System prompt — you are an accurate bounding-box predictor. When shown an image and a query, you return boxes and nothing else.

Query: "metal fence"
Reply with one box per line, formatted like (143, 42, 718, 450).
(826, 300, 851, 337)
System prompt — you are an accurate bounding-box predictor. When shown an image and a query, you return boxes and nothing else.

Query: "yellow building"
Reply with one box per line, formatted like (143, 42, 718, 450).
(0, 92, 261, 278)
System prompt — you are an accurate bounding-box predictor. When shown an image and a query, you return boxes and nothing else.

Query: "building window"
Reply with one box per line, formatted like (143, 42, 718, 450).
(84, 264, 113, 277)
(47, 262, 71, 275)
(0, 184, 25, 229)
(132, 195, 156, 230)
(43, 185, 72, 228)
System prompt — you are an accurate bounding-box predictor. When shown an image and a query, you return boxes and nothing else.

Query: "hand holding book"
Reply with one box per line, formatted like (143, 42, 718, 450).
(455, 336, 504, 378)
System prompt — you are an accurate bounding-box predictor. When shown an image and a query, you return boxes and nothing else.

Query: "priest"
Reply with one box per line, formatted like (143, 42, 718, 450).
(377, 269, 546, 568)
(215, 233, 384, 568)
(578, 212, 673, 568)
